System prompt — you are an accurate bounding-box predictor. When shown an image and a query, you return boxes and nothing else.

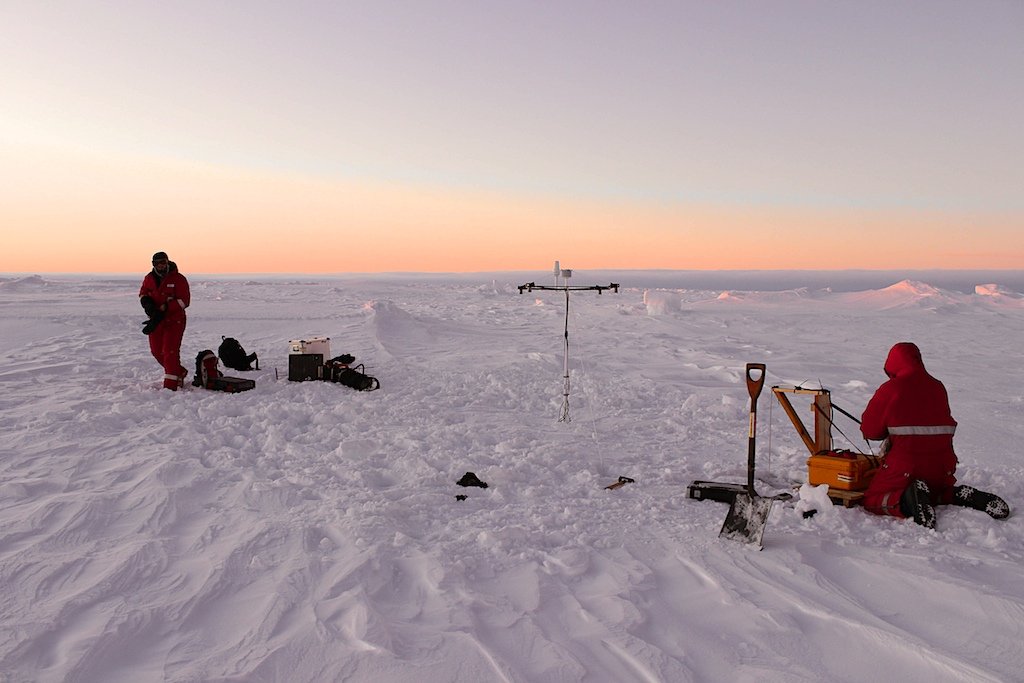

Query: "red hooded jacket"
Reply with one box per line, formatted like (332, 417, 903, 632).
(860, 342, 958, 514)
(139, 261, 190, 322)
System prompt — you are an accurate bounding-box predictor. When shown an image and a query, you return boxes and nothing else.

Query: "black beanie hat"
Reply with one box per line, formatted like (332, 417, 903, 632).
(152, 251, 169, 263)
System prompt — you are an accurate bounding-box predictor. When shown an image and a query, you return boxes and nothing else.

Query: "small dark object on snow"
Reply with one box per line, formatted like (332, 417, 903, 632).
(457, 472, 488, 488)
(455, 495, 468, 501)
(605, 476, 635, 490)
(802, 509, 817, 519)
(218, 336, 259, 371)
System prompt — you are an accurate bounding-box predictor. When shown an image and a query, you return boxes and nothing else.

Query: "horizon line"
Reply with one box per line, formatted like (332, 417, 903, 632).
(5, 266, 1024, 279)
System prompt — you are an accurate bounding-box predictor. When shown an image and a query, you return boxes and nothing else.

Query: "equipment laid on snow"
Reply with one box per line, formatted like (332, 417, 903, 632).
(605, 476, 635, 490)
(689, 480, 794, 504)
(808, 451, 877, 491)
(211, 376, 257, 393)
(218, 336, 258, 371)
(191, 350, 255, 393)
(289, 336, 331, 356)
(772, 385, 879, 493)
(687, 365, 795, 507)
(719, 363, 776, 548)
(286, 340, 380, 390)
(688, 480, 749, 503)
(517, 278, 619, 422)
(193, 350, 218, 388)
(288, 354, 324, 381)
(288, 337, 329, 381)
(764, 382, 1008, 518)
(325, 355, 380, 391)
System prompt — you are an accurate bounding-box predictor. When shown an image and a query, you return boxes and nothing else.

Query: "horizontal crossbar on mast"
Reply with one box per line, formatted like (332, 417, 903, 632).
(517, 282, 619, 294)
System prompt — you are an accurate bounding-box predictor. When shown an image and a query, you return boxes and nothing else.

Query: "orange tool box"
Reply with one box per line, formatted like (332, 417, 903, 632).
(807, 451, 879, 491)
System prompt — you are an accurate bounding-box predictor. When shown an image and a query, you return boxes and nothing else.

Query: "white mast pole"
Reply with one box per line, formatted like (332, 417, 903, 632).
(559, 287, 571, 422)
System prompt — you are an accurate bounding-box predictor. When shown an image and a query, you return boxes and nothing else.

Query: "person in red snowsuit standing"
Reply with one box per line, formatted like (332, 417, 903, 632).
(861, 342, 1009, 528)
(139, 252, 190, 390)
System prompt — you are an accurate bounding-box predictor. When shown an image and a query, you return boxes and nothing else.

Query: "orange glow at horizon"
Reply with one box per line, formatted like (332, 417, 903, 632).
(3, 143, 1022, 275)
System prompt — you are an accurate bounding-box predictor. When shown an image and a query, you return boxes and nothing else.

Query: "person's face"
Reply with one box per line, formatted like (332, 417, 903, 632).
(153, 259, 168, 274)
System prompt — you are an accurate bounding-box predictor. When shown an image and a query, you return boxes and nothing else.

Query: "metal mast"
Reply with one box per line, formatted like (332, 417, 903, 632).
(518, 278, 619, 421)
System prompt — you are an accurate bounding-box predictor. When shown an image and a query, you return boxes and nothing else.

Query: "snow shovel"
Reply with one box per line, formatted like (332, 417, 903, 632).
(720, 363, 774, 549)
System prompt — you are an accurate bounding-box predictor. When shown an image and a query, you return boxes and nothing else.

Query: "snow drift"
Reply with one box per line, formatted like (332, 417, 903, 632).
(1, 273, 1023, 682)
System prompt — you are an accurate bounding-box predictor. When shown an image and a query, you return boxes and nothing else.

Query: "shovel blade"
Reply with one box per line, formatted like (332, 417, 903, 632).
(719, 492, 774, 548)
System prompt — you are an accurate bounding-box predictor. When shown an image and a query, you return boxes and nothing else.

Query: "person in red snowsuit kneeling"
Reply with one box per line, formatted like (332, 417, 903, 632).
(861, 342, 1009, 528)
(139, 252, 190, 390)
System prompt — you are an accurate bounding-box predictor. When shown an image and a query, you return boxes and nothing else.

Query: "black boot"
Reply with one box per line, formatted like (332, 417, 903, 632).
(951, 485, 1010, 519)
(900, 480, 936, 529)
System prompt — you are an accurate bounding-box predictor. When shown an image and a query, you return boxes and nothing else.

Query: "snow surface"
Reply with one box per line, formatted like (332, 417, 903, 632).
(1, 272, 1023, 682)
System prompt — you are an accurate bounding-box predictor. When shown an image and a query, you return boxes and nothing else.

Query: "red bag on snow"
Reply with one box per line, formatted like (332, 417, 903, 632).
(192, 350, 254, 392)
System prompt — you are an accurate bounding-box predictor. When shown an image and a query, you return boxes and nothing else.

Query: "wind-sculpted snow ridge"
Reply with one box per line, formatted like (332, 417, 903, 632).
(974, 283, 1024, 304)
(832, 279, 1024, 311)
(1, 276, 1023, 682)
(833, 279, 970, 312)
(886, 279, 944, 296)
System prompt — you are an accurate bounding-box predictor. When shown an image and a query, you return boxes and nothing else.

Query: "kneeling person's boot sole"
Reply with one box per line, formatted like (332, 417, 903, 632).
(953, 485, 1010, 520)
(900, 480, 936, 529)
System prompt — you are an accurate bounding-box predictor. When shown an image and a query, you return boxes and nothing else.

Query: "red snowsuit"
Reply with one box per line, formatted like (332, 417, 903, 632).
(860, 342, 958, 517)
(140, 263, 190, 390)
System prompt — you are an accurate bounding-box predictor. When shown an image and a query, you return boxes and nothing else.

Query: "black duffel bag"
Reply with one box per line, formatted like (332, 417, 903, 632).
(326, 355, 380, 391)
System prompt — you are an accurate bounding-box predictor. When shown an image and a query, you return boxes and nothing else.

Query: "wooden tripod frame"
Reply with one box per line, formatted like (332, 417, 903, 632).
(771, 386, 834, 455)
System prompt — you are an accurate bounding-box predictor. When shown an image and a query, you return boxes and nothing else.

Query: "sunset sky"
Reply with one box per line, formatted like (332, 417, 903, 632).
(2, 1, 1022, 274)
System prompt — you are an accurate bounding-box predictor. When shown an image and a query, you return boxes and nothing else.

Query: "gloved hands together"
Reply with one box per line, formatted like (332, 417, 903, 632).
(140, 295, 163, 334)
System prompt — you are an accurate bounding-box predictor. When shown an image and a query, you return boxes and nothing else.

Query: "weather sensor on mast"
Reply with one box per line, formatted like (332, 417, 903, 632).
(553, 261, 574, 287)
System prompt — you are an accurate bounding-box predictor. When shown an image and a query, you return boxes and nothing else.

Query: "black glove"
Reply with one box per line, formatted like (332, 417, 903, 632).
(142, 310, 164, 335)
(140, 295, 158, 317)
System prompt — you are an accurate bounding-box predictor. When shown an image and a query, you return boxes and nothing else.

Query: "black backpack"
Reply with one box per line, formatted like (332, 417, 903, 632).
(218, 336, 258, 371)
